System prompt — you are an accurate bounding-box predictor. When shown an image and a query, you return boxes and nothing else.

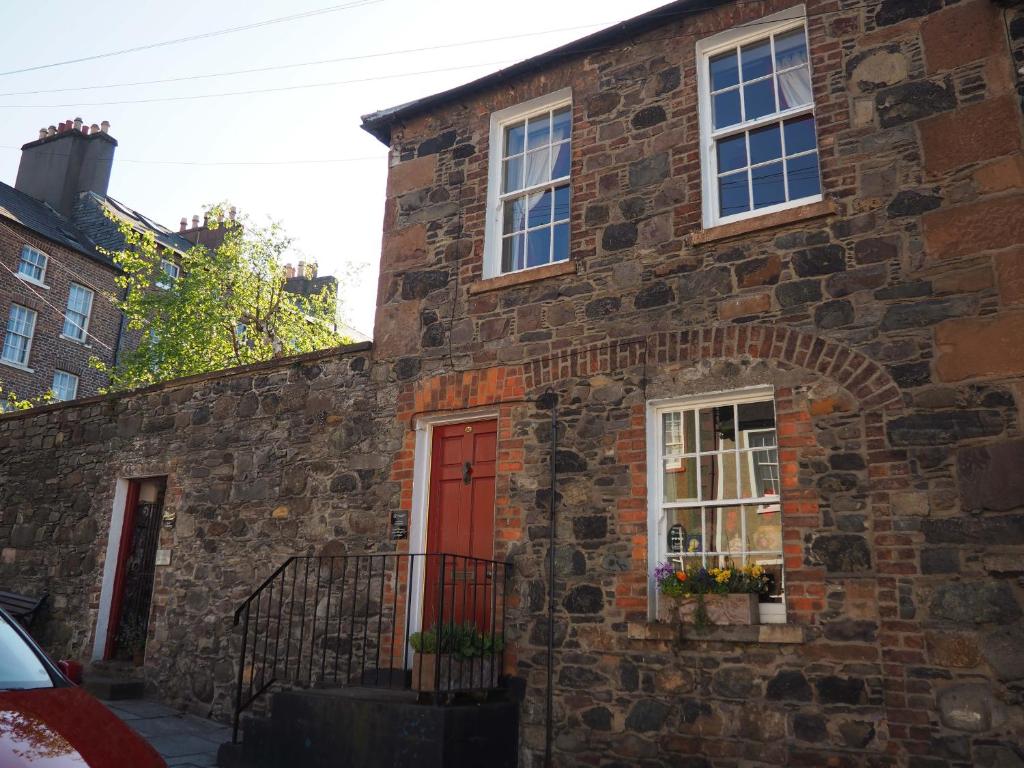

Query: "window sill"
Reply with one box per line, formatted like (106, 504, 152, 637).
(0, 358, 34, 373)
(469, 260, 577, 295)
(627, 621, 805, 644)
(16, 274, 50, 290)
(59, 335, 91, 348)
(689, 199, 838, 246)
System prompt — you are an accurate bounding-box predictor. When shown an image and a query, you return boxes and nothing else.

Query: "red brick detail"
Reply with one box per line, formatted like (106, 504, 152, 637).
(922, 193, 1024, 261)
(921, 0, 1006, 74)
(919, 96, 1022, 177)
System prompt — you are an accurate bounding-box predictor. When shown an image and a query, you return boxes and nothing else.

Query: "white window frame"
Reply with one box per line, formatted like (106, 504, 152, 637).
(483, 87, 572, 279)
(61, 283, 94, 344)
(645, 386, 786, 623)
(696, 5, 820, 229)
(1, 303, 37, 370)
(16, 245, 49, 287)
(51, 369, 79, 401)
(156, 258, 180, 290)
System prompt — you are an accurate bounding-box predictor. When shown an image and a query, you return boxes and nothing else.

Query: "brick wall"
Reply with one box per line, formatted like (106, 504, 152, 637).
(0, 219, 120, 399)
(0, 0, 1022, 766)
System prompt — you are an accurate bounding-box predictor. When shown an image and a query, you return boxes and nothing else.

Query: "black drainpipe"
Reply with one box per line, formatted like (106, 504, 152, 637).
(543, 389, 558, 768)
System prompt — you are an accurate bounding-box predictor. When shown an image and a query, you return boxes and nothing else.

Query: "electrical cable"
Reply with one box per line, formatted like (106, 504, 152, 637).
(0, 0, 383, 78)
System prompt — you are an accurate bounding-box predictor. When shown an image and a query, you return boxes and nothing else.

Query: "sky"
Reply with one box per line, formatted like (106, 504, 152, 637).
(0, 0, 669, 338)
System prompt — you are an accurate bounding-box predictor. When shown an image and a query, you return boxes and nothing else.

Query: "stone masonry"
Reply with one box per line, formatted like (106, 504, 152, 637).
(2, 1, 1024, 766)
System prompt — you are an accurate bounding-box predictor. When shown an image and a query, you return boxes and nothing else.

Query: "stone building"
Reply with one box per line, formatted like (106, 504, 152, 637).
(1, 0, 1024, 766)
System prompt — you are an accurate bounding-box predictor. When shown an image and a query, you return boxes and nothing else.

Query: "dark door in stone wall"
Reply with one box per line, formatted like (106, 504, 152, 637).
(423, 420, 497, 631)
(106, 479, 165, 662)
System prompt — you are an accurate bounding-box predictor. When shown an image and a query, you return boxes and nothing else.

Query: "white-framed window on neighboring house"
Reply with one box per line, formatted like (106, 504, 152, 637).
(156, 258, 179, 289)
(484, 88, 572, 278)
(51, 370, 79, 402)
(647, 387, 785, 623)
(17, 245, 48, 286)
(697, 7, 821, 228)
(62, 283, 93, 343)
(2, 304, 37, 369)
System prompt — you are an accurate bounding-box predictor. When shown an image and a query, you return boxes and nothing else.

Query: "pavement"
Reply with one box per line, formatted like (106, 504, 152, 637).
(102, 698, 231, 768)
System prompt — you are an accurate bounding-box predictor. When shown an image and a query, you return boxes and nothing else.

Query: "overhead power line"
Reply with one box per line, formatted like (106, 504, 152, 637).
(0, 0, 382, 78)
(0, 145, 383, 166)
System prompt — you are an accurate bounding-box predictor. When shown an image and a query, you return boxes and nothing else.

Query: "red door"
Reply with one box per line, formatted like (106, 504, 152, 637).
(423, 420, 497, 631)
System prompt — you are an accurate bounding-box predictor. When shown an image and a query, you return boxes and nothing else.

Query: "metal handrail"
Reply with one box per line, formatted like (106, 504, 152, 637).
(230, 552, 511, 743)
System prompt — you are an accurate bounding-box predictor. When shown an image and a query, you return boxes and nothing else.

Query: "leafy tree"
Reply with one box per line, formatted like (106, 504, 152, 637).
(96, 205, 347, 391)
(0, 383, 53, 412)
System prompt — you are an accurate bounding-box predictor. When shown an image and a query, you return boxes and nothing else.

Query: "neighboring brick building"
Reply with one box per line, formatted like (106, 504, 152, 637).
(0, 119, 197, 402)
(1, 1, 1023, 767)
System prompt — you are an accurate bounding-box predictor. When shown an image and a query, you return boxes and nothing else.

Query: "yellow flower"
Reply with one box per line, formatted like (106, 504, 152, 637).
(715, 569, 731, 584)
(709, 567, 720, 576)
(752, 565, 764, 577)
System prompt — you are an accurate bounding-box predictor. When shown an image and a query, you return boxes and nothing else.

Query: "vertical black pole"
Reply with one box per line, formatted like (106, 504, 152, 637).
(545, 391, 558, 768)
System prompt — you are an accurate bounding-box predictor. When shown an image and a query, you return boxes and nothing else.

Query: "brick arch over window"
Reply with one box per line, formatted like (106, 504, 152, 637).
(522, 326, 902, 412)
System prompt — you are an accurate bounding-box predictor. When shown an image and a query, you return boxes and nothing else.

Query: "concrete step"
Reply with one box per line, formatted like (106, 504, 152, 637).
(83, 675, 146, 700)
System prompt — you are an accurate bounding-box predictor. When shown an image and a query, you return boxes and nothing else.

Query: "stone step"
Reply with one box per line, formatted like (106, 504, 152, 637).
(83, 675, 146, 701)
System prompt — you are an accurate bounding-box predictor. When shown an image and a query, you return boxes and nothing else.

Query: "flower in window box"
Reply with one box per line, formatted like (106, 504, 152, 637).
(654, 560, 772, 629)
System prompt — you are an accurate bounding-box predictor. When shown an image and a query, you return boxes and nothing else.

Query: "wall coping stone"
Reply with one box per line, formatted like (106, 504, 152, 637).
(467, 259, 578, 295)
(627, 621, 806, 644)
(688, 199, 839, 245)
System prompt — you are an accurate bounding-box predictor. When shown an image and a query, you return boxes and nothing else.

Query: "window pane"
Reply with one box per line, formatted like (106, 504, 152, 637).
(713, 89, 742, 129)
(700, 453, 737, 501)
(527, 190, 552, 229)
(719, 171, 750, 217)
(774, 27, 808, 70)
(738, 401, 776, 434)
(752, 161, 785, 208)
(743, 78, 776, 121)
(503, 197, 527, 235)
(710, 50, 739, 91)
(525, 148, 551, 186)
(505, 122, 525, 157)
(698, 406, 735, 452)
(664, 456, 697, 502)
(552, 223, 570, 263)
(745, 506, 782, 553)
(503, 156, 523, 193)
(501, 234, 525, 273)
(787, 152, 821, 200)
(740, 39, 773, 81)
(665, 508, 702, 556)
(553, 185, 570, 223)
(663, 411, 696, 455)
(749, 123, 782, 165)
(552, 106, 571, 142)
(552, 141, 571, 180)
(526, 227, 551, 268)
(716, 134, 747, 173)
(777, 65, 812, 110)
(526, 114, 550, 150)
(784, 115, 817, 155)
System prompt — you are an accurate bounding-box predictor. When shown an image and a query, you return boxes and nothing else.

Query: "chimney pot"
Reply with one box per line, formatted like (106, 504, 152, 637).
(180, 217, 188, 232)
(297, 260, 306, 278)
(191, 215, 200, 228)
(38, 128, 47, 140)
(229, 206, 237, 221)
(90, 124, 100, 134)
(100, 121, 110, 134)
(284, 263, 295, 278)
(47, 126, 56, 137)
(310, 263, 318, 278)
(73, 117, 83, 131)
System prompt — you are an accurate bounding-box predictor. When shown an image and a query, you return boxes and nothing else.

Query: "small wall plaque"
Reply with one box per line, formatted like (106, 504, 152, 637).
(155, 549, 172, 566)
(391, 526, 408, 541)
(391, 510, 409, 540)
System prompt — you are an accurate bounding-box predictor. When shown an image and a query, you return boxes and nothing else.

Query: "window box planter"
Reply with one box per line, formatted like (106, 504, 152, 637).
(411, 652, 497, 692)
(658, 593, 760, 625)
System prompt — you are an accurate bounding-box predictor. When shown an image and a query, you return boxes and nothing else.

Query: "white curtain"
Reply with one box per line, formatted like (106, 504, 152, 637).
(777, 62, 812, 110)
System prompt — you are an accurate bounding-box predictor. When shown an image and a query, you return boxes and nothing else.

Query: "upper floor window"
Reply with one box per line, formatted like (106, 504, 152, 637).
(51, 370, 79, 402)
(17, 246, 48, 285)
(62, 283, 93, 343)
(697, 10, 821, 228)
(648, 388, 785, 623)
(2, 304, 37, 368)
(156, 258, 180, 289)
(485, 88, 572, 278)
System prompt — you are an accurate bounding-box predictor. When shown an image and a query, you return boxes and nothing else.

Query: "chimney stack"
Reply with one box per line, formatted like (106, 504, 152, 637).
(297, 260, 306, 279)
(284, 263, 295, 279)
(15, 118, 118, 215)
(229, 206, 237, 221)
(191, 214, 200, 229)
(179, 217, 188, 232)
(309, 263, 318, 278)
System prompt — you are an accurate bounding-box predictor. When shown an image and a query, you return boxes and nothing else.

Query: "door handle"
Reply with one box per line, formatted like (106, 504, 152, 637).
(462, 461, 473, 484)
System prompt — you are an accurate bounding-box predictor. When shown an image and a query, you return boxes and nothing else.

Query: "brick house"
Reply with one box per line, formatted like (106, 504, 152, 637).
(0, 120, 199, 401)
(1, 1, 1023, 767)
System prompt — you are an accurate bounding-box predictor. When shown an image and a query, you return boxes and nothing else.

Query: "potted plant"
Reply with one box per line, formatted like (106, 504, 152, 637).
(653, 561, 772, 631)
(409, 622, 504, 692)
(115, 616, 148, 666)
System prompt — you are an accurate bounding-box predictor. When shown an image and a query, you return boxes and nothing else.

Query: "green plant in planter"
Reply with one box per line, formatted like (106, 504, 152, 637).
(409, 622, 504, 659)
(653, 561, 772, 631)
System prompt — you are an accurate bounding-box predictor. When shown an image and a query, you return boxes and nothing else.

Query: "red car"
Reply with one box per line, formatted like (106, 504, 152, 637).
(0, 607, 166, 767)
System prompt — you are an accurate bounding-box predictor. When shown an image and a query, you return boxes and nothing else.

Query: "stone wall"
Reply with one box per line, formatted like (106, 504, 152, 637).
(1, 0, 1023, 766)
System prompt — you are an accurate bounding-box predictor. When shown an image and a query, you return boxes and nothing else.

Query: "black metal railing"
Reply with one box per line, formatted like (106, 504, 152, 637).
(230, 552, 511, 742)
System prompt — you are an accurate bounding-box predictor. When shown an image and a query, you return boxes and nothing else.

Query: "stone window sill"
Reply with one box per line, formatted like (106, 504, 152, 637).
(0, 358, 34, 374)
(468, 260, 577, 295)
(627, 621, 805, 644)
(688, 200, 839, 246)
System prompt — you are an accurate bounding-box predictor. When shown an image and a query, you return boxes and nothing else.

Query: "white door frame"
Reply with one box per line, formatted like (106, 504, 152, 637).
(92, 478, 132, 661)
(406, 408, 499, 652)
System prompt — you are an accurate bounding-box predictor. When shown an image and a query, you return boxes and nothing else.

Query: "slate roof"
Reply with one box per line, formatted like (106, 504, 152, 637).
(360, 0, 726, 145)
(0, 182, 193, 270)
